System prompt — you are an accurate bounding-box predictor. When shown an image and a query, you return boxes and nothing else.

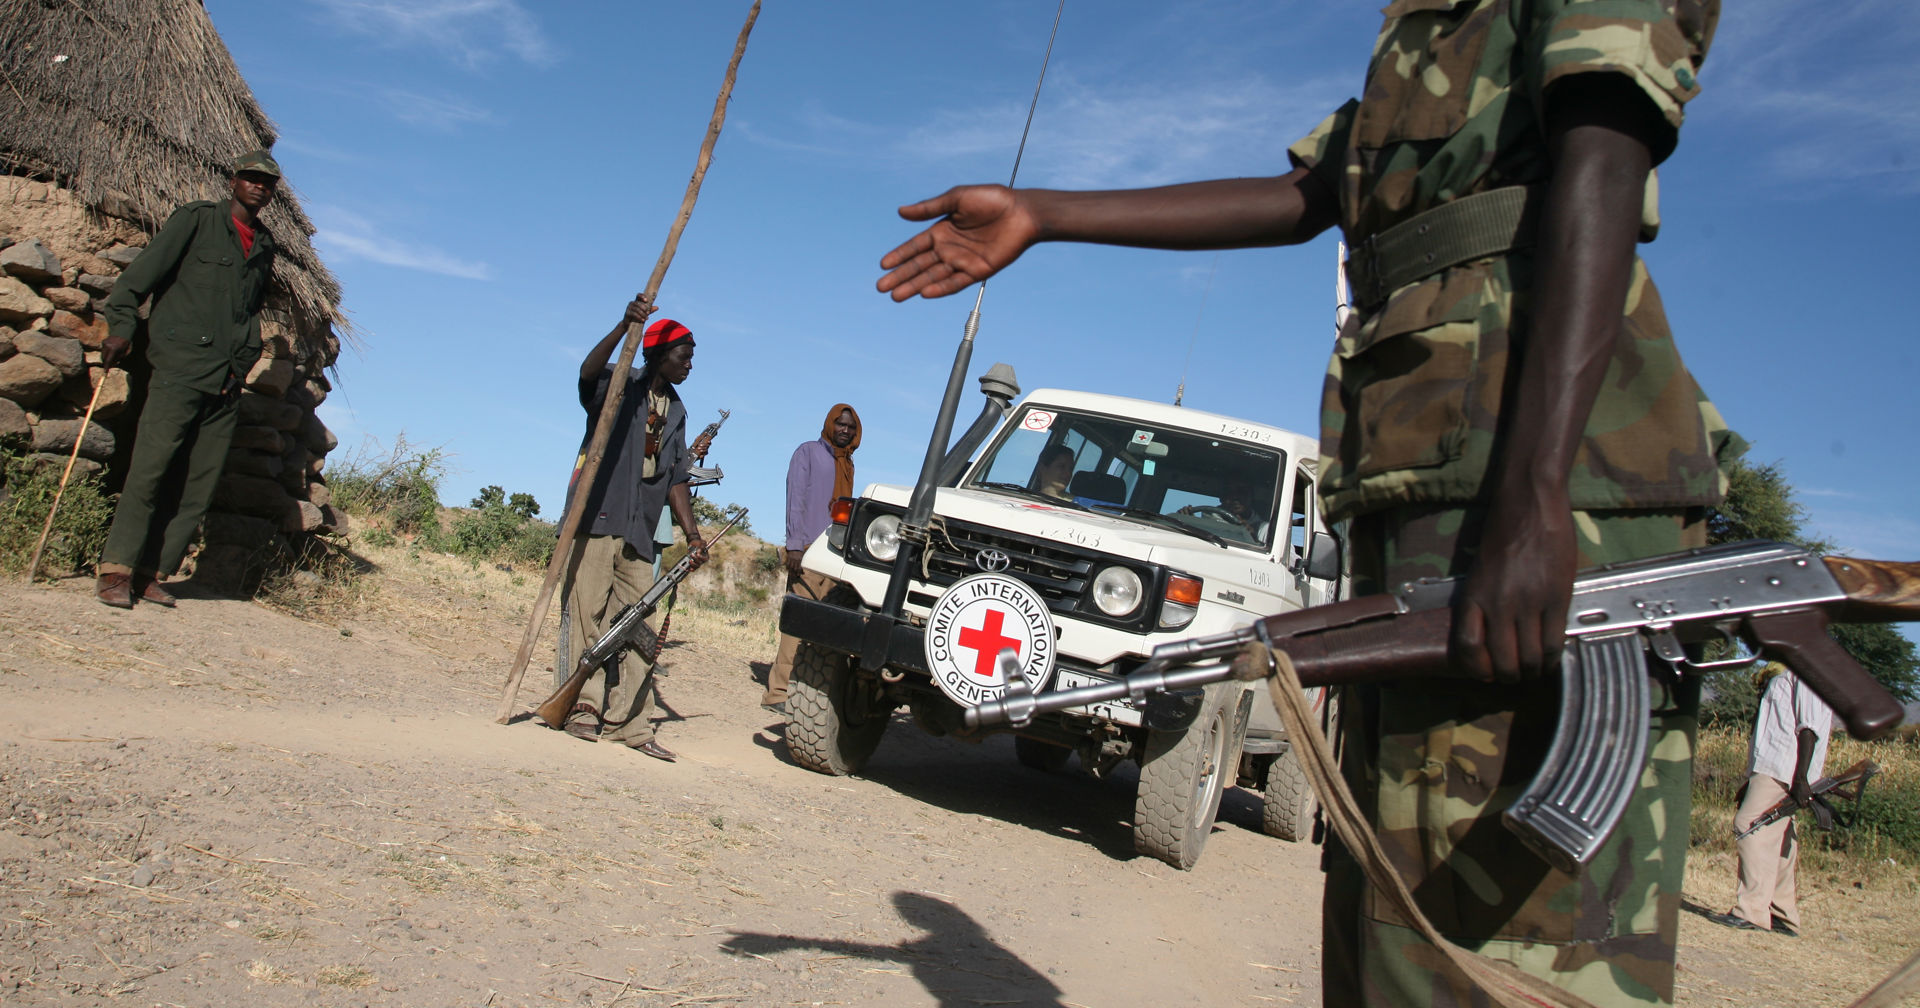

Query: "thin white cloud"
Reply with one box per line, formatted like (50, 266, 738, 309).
(309, 0, 553, 67)
(311, 205, 492, 281)
(380, 89, 494, 130)
(1703, 0, 1920, 192)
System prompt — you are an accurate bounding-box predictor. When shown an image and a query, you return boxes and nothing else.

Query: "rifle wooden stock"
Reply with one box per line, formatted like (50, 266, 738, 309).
(535, 658, 597, 730)
(1825, 556, 1920, 621)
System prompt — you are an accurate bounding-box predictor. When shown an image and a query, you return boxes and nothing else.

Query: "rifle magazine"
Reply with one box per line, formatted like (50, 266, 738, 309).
(1503, 632, 1650, 875)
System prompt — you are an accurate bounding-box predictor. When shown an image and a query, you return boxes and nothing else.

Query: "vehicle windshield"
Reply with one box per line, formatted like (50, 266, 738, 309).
(966, 404, 1286, 549)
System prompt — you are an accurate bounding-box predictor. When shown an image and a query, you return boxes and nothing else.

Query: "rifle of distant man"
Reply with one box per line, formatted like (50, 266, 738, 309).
(1734, 757, 1881, 841)
(969, 540, 1915, 874)
(686, 408, 729, 488)
(533, 509, 746, 730)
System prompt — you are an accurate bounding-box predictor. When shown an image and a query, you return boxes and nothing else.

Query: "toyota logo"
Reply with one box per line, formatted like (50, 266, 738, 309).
(974, 549, 1011, 573)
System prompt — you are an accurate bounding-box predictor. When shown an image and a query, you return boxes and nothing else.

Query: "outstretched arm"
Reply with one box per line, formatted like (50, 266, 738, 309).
(1449, 76, 1663, 682)
(877, 170, 1339, 301)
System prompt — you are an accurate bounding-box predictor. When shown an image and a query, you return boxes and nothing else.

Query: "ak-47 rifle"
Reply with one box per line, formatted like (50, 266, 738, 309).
(1733, 757, 1881, 841)
(533, 509, 746, 729)
(967, 540, 1915, 874)
(686, 408, 729, 487)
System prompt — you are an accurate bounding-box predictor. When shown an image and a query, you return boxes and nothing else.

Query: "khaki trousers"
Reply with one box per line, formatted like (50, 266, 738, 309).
(765, 568, 836, 705)
(565, 535, 659, 747)
(1732, 774, 1799, 929)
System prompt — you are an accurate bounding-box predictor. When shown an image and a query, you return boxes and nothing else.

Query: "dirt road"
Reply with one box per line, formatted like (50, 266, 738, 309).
(1, 564, 1907, 1006)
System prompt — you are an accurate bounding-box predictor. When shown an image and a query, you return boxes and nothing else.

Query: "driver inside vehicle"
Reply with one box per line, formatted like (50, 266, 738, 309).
(1031, 444, 1074, 500)
(1178, 483, 1271, 543)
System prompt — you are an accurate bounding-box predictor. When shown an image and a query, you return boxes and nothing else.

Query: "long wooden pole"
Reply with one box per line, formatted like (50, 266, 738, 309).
(495, 0, 761, 722)
(26, 368, 108, 581)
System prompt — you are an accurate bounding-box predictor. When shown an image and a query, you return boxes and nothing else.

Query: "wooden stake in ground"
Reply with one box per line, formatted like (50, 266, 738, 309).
(495, 0, 761, 723)
(26, 366, 109, 581)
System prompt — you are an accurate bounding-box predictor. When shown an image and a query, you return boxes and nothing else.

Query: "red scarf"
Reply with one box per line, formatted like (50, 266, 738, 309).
(232, 213, 255, 255)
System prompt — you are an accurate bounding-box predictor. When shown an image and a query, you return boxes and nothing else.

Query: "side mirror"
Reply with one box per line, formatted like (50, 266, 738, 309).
(1301, 531, 1341, 581)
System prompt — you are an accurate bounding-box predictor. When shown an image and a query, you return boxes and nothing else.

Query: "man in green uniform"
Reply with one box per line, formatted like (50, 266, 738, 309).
(95, 150, 280, 608)
(874, 3, 1736, 1003)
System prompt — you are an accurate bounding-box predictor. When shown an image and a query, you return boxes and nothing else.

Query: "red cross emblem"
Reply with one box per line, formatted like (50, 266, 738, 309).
(956, 609, 1022, 678)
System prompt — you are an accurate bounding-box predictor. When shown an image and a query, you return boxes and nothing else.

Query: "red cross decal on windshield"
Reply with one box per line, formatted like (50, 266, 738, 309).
(956, 609, 1022, 679)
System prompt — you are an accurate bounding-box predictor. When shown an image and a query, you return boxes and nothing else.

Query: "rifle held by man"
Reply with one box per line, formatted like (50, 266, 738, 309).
(1733, 758, 1881, 841)
(967, 540, 1914, 873)
(533, 510, 745, 729)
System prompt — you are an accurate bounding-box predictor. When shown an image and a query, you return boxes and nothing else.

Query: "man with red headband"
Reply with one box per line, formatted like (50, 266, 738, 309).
(763, 404, 861, 714)
(558, 299, 708, 762)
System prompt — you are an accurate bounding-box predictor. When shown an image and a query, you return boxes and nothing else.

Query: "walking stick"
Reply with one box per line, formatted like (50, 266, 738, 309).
(496, 0, 761, 723)
(26, 366, 108, 581)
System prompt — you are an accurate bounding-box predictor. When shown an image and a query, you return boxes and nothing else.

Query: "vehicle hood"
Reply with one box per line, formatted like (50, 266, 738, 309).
(862, 482, 1271, 567)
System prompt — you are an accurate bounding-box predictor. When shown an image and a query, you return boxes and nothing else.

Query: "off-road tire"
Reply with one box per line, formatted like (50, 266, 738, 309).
(1262, 745, 1317, 842)
(1133, 682, 1252, 869)
(1014, 735, 1072, 773)
(786, 641, 887, 776)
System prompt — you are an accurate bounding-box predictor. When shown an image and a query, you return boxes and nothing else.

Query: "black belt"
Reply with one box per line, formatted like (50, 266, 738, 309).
(1344, 185, 1540, 311)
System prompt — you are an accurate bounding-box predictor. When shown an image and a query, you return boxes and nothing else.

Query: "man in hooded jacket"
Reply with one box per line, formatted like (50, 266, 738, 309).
(763, 404, 861, 713)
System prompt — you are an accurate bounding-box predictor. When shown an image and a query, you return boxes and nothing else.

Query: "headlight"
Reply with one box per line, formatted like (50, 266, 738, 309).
(1091, 565, 1143, 617)
(863, 513, 902, 562)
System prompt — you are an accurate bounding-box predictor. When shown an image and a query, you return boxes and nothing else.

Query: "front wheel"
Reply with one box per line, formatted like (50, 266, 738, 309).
(1262, 746, 1317, 842)
(1133, 681, 1252, 869)
(785, 641, 888, 775)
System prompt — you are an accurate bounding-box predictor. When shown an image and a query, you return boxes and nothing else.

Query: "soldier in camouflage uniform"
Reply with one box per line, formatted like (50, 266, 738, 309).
(874, 1, 1734, 1003)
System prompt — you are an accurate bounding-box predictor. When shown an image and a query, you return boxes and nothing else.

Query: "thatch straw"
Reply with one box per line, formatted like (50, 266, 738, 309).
(0, 0, 347, 362)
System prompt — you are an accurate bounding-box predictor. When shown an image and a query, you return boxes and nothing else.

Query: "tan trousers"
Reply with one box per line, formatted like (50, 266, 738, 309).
(1732, 774, 1798, 929)
(765, 568, 836, 705)
(565, 535, 658, 747)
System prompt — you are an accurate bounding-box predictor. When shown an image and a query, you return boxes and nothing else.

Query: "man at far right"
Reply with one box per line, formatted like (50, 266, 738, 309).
(1715, 663, 1833, 936)
(763, 403, 861, 714)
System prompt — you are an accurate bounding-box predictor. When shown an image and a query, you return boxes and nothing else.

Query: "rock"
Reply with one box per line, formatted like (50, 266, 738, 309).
(236, 391, 302, 432)
(98, 244, 144, 267)
(229, 425, 283, 454)
(306, 481, 333, 508)
(14, 331, 85, 377)
(285, 499, 325, 533)
(43, 287, 89, 312)
(244, 357, 295, 397)
(0, 397, 27, 442)
(88, 368, 130, 419)
(213, 473, 291, 517)
(320, 505, 350, 533)
(188, 541, 266, 596)
(223, 449, 283, 479)
(0, 239, 61, 284)
(0, 352, 61, 405)
(46, 309, 108, 349)
(0, 276, 53, 324)
(30, 417, 115, 460)
(203, 512, 279, 549)
(23, 452, 103, 479)
(75, 273, 116, 296)
(0, 325, 14, 360)
(299, 412, 336, 455)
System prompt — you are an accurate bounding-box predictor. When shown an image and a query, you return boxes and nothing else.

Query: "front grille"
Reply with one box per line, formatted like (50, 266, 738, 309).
(922, 522, 1093, 612)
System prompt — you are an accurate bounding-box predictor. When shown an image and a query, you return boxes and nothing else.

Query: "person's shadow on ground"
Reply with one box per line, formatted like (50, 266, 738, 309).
(721, 891, 1065, 1007)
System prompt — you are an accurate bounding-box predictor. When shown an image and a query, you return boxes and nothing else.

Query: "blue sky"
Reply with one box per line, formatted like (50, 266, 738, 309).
(202, 0, 1918, 564)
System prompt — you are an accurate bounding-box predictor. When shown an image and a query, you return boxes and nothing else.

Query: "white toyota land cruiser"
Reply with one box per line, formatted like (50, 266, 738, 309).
(778, 384, 1342, 869)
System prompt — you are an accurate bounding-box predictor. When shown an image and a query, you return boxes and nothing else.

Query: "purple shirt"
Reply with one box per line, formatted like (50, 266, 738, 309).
(785, 437, 839, 551)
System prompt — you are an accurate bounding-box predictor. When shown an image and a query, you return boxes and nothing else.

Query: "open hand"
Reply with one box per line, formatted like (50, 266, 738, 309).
(878, 185, 1040, 301)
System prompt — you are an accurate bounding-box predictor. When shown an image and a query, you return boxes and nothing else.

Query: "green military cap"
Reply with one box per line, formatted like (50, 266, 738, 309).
(231, 149, 282, 178)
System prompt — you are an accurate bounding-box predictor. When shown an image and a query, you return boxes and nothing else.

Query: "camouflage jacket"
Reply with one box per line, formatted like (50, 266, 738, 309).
(1289, 0, 1740, 524)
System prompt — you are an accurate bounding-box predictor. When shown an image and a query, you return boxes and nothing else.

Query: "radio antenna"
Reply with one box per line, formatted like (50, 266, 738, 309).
(1172, 253, 1219, 406)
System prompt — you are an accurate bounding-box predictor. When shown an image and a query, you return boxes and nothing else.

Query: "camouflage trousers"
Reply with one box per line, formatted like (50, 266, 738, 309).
(1323, 504, 1706, 1007)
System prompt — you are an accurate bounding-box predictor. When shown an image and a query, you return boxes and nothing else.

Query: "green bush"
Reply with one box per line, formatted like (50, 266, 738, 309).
(0, 449, 115, 578)
(328, 434, 447, 536)
(447, 501, 555, 568)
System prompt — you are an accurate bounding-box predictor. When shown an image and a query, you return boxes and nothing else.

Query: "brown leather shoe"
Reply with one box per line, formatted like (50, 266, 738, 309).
(138, 578, 177, 607)
(633, 740, 677, 763)
(96, 572, 134, 609)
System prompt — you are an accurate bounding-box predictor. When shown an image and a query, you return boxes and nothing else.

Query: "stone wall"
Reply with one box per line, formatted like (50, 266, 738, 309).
(0, 177, 345, 591)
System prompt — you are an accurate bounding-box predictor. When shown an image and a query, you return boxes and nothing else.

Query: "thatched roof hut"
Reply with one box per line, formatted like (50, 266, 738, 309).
(0, 0, 345, 357)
